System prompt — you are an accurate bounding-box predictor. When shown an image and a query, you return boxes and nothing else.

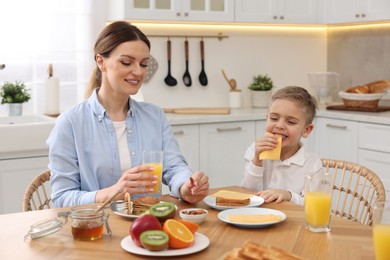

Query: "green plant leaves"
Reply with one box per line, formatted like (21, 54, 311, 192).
(248, 74, 274, 91)
(0, 81, 31, 104)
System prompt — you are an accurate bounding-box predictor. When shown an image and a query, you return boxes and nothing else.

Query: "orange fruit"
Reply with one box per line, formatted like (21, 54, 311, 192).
(177, 219, 199, 234)
(162, 219, 194, 249)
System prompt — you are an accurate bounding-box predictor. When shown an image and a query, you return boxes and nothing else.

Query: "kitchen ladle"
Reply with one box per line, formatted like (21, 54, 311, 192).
(183, 39, 192, 87)
(198, 39, 208, 86)
(164, 39, 177, 87)
(221, 69, 237, 91)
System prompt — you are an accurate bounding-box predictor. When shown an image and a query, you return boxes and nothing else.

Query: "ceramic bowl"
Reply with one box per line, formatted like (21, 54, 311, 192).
(179, 208, 208, 224)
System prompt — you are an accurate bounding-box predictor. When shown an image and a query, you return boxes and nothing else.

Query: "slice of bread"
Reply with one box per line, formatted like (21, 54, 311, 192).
(211, 190, 253, 206)
(223, 241, 304, 260)
(259, 133, 282, 160)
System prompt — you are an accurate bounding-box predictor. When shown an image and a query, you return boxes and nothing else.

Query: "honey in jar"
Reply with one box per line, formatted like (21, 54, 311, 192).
(70, 205, 110, 241)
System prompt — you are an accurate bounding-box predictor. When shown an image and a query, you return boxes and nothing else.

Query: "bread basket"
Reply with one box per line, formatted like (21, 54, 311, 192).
(338, 91, 384, 109)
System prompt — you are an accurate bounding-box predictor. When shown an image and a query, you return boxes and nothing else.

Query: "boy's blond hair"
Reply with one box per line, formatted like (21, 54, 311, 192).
(271, 86, 317, 124)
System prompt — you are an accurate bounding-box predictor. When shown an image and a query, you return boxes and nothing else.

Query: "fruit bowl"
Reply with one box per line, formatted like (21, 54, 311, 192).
(179, 208, 208, 224)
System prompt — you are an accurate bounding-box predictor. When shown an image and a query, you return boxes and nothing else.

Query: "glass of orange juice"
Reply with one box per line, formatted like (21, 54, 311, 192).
(304, 168, 333, 232)
(373, 200, 390, 260)
(142, 151, 163, 194)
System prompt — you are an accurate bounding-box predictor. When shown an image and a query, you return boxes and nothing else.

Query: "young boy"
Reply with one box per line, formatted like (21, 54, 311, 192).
(241, 86, 322, 205)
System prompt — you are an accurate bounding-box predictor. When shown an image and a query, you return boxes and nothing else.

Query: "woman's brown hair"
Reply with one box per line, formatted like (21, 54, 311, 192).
(85, 21, 151, 98)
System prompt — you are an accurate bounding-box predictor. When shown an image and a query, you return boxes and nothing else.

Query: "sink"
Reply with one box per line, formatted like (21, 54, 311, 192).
(0, 115, 56, 125)
(0, 115, 56, 159)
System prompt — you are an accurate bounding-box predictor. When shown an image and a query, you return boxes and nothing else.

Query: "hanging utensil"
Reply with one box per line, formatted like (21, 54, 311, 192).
(164, 39, 177, 87)
(144, 55, 158, 83)
(198, 39, 208, 86)
(182, 39, 192, 87)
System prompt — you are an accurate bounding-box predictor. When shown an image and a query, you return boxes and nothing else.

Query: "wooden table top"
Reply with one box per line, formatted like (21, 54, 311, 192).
(0, 186, 375, 260)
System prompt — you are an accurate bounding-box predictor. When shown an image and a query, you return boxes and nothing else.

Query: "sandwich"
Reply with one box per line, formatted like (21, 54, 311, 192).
(259, 132, 282, 160)
(227, 214, 282, 224)
(211, 190, 253, 206)
(224, 241, 304, 260)
(132, 196, 160, 215)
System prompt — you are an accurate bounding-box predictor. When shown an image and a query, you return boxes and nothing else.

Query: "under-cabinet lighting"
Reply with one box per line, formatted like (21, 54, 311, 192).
(131, 21, 327, 33)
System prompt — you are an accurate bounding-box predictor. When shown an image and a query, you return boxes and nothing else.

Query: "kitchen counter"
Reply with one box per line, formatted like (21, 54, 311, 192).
(165, 106, 390, 126)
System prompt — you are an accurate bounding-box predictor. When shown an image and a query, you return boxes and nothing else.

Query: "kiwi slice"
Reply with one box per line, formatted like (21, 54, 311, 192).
(140, 230, 169, 251)
(149, 202, 176, 221)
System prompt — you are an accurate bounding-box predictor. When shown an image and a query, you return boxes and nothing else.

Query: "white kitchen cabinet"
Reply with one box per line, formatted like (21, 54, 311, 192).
(315, 118, 358, 162)
(235, 0, 319, 24)
(0, 156, 50, 214)
(109, 0, 234, 22)
(326, 0, 390, 24)
(358, 122, 390, 200)
(199, 121, 255, 188)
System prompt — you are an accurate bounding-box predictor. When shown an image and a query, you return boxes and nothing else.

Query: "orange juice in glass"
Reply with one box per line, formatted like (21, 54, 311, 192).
(142, 151, 163, 194)
(373, 201, 390, 260)
(304, 168, 332, 232)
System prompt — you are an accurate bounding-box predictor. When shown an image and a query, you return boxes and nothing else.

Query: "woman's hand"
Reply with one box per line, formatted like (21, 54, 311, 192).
(95, 165, 157, 203)
(256, 189, 292, 203)
(179, 171, 209, 203)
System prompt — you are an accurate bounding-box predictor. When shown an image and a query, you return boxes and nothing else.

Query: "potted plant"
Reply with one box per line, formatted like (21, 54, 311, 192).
(0, 80, 31, 116)
(248, 74, 274, 108)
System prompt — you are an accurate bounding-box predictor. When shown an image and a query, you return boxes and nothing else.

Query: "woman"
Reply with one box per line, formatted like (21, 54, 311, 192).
(47, 21, 209, 207)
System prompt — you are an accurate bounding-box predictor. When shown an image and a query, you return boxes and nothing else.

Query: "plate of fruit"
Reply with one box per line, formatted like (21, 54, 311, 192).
(121, 211, 210, 256)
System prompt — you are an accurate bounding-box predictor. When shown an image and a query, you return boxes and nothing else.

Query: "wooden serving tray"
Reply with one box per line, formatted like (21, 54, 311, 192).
(326, 105, 390, 112)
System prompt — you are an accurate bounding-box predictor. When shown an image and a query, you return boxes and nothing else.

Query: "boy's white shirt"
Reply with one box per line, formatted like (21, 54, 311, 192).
(241, 141, 323, 205)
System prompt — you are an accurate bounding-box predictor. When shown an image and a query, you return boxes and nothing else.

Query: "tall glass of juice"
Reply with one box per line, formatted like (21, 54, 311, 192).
(142, 151, 163, 194)
(373, 200, 390, 260)
(304, 168, 333, 232)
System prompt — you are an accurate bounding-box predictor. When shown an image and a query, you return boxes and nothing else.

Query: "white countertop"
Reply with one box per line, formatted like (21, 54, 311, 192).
(166, 107, 390, 125)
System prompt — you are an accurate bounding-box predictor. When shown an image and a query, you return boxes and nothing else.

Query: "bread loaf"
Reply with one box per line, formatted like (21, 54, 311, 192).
(346, 80, 390, 94)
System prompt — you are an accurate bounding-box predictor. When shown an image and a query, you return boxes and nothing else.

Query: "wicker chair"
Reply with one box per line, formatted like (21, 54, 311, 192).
(22, 170, 52, 211)
(322, 159, 386, 226)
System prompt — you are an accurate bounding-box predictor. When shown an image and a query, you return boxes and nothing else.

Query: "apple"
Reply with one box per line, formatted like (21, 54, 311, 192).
(130, 214, 162, 247)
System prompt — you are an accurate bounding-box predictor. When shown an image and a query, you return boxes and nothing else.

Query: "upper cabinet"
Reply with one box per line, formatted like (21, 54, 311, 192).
(326, 0, 390, 24)
(235, 0, 319, 24)
(108, 0, 234, 22)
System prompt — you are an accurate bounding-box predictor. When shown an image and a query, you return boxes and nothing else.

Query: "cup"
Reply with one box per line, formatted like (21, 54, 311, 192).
(142, 151, 163, 193)
(373, 200, 390, 260)
(304, 168, 333, 232)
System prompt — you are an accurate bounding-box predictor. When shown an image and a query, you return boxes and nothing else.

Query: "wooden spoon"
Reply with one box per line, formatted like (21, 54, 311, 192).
(221, 69, 237, 91)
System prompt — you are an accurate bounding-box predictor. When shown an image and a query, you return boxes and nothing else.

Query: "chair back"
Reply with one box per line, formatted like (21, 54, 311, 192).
(22, 170, 52, 211)
(322, 159, 386, 226)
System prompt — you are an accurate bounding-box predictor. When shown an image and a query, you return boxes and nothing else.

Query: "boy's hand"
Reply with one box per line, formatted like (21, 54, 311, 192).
(252, 133, 279, 166)
(255, 189, 292, 203)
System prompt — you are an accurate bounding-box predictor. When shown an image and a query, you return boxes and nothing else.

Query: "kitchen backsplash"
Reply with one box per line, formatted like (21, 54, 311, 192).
(328, 25, 390, 105)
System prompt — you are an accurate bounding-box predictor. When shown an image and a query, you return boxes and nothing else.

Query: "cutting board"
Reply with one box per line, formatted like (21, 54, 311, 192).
(326, 105, 390, 112)
(163, 107, 231, 115)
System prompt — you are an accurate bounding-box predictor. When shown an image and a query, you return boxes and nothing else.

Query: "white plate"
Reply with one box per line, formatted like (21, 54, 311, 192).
(113, 201, 177, 219)
(203, 195, 264, 210)
(121, 232, 210, 257)
(218, 208, 286, 228)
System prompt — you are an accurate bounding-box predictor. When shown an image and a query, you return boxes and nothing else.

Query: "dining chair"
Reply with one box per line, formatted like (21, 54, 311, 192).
(322, 159, 386, 226)
(22, 170, 52, 211)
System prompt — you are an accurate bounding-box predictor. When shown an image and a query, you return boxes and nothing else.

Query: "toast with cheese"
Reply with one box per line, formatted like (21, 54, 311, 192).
(259, 133, 282, 160)
(227, 214, 282, 223)
(211, 190, 253, 207)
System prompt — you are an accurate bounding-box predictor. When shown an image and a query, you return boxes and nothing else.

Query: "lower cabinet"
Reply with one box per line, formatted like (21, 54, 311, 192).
(0, 156, 49, 214)
(199, 121, 256, 188)
(315, 118, 358, 162)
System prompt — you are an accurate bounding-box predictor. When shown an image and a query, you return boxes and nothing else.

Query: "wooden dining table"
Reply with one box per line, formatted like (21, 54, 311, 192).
(0, 186, 375, 259)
